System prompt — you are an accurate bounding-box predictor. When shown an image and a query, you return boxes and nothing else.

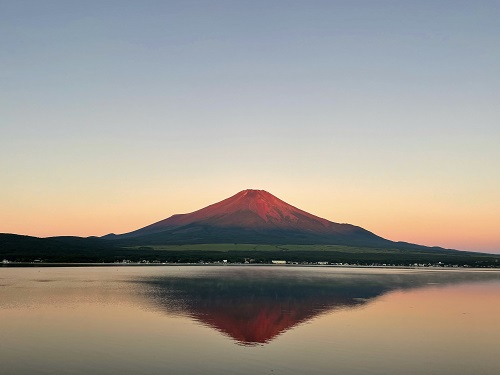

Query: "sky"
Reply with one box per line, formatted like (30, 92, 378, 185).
(1, 0, 499, 253)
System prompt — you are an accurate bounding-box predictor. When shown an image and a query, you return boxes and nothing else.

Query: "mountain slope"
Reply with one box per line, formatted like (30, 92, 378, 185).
(106, 189, 396, 247)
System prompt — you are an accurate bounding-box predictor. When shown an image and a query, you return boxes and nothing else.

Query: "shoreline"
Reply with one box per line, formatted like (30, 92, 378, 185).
(1, 262, 499, 270)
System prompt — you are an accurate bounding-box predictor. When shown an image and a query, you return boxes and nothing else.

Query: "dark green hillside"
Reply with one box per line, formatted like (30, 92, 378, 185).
(0, 233, 123, 263)
(107, 223, 439, 251)
(1, 233, 499, 267)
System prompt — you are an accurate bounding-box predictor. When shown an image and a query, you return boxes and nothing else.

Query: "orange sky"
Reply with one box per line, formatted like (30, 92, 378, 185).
(1, 181, 499, 253)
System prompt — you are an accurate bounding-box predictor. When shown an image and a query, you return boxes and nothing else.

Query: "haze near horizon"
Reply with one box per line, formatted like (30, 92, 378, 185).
(1, 1, 499, 253)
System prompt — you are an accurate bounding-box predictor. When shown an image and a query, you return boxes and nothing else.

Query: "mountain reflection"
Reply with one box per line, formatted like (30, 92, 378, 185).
(136, 268, 500, 346)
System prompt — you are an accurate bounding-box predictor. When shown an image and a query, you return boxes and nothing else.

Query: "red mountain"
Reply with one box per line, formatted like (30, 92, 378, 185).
(107, 189, 391, 246)
(143, 189, 333, 232)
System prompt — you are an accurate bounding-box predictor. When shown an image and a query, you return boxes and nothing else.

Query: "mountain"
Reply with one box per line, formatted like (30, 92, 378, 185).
(105, 189, 405, 247)
(2, 190, 500, 264)
(0, 233, 121, 262)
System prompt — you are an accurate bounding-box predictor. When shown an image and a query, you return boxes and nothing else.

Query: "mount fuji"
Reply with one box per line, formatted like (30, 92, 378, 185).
(104, 189, 406, 248)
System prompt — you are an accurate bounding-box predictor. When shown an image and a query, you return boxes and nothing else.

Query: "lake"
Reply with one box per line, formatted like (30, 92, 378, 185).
(1, 266, 499, 375)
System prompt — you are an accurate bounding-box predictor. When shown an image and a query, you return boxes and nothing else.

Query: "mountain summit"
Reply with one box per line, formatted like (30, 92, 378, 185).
(107, 189, 393, 247)
(140, 189, 331, 232)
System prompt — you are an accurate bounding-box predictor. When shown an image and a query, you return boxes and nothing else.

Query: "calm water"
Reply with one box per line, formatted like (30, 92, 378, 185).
(1, 266, 499, 375)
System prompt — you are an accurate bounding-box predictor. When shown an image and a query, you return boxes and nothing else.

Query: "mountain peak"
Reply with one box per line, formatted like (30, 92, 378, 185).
(237, 189, 273, 199)
(177, 188, 331, 227)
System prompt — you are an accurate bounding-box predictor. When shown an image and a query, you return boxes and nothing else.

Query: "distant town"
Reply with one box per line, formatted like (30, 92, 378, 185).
(2, 258, 492, 268)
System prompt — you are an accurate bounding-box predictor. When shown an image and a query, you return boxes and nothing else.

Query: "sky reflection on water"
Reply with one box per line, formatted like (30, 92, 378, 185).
(1, 266, 500, 375)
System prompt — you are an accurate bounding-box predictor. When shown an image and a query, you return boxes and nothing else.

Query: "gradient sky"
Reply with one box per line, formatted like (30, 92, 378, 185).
(1, 1, 499, 252)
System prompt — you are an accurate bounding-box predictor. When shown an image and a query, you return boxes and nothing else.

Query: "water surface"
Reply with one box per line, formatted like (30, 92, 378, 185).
(1, 266, 499, 374)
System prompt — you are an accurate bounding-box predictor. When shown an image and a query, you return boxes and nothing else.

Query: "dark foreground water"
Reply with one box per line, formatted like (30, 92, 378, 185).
(1, 266, 499, 375)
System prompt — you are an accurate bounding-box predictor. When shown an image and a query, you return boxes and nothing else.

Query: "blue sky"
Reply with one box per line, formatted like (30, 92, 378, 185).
(1, 1, 499, 252)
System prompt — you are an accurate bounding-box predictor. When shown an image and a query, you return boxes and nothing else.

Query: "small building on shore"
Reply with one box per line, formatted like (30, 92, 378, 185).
(271, 260, 286, 264)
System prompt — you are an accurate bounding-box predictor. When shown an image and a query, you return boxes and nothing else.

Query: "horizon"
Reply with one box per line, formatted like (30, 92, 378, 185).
(1, 1, 499, 253)
(4, 187, 499, 254)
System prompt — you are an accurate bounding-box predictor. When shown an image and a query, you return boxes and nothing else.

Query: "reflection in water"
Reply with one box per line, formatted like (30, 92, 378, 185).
(137, 267, 500, 345)
(1, 267, 500, 375)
